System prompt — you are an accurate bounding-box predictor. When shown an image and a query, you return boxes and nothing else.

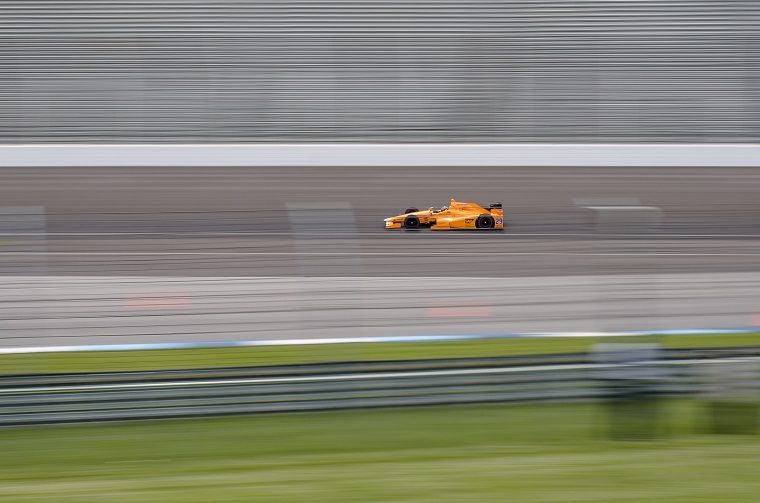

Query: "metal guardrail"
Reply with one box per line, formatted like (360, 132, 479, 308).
(2, 348, 757, 426)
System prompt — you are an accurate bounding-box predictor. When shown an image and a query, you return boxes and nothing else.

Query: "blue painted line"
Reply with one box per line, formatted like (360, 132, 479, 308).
(0, 328, 756, 355)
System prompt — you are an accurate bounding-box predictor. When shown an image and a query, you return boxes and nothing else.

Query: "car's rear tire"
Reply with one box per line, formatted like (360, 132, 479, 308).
(475, 214, 495, 229)
(403, 214, 421, 230)
(404, 207, 419, 214)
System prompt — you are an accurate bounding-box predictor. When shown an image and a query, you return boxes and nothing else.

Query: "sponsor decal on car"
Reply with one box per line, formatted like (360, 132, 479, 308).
(495, 218, 503, 225)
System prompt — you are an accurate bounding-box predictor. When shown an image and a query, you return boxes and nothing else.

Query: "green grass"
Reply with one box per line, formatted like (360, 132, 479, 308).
(2, 332, 759, 376)
(1, 401, 759, 502)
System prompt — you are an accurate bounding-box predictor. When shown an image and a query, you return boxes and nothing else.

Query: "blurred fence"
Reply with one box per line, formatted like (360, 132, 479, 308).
(2, 1, 759, 143)
(1, 348, 758, 425)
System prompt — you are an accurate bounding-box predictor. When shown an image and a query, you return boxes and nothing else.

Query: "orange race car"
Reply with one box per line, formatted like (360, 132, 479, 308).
(384, 198, 504, 230)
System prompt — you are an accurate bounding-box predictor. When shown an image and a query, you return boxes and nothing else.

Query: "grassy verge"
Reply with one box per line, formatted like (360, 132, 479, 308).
(2, 332, 759, 375)
(0, 401, 758, 502)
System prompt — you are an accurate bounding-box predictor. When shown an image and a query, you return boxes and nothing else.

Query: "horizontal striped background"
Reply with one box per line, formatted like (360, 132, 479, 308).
(2, 1, 758, 143)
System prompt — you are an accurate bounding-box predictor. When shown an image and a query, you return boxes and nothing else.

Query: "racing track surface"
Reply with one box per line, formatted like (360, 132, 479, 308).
(0, 166, 758, 348)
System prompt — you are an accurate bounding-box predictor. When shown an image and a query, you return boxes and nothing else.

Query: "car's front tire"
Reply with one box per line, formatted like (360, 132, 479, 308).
(403, 214, 421, 230)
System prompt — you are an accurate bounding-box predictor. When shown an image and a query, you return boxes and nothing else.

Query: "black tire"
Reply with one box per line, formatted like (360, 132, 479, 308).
(403, 214, 421, 230)
(475, 214, 495, 229)
(404, 207, 419, 214)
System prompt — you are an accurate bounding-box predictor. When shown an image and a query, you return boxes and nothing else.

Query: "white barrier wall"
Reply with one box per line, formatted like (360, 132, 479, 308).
(1, 144, 759, 167)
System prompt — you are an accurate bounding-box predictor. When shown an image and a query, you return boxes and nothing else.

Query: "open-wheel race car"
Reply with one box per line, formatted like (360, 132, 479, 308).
(384, 198, 504, 231)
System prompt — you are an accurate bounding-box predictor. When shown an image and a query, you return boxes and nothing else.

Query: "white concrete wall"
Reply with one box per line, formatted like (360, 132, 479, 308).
(1, 144, 759, 167)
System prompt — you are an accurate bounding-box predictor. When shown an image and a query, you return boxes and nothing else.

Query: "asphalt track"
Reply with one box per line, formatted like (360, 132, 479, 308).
(1, 273, 758, 348)
(0, 166, 758, 347)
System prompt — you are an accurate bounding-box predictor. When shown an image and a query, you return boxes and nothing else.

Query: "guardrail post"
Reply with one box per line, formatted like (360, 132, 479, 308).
(592, 343, 667, 440)
(699, 360, 759, 434)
